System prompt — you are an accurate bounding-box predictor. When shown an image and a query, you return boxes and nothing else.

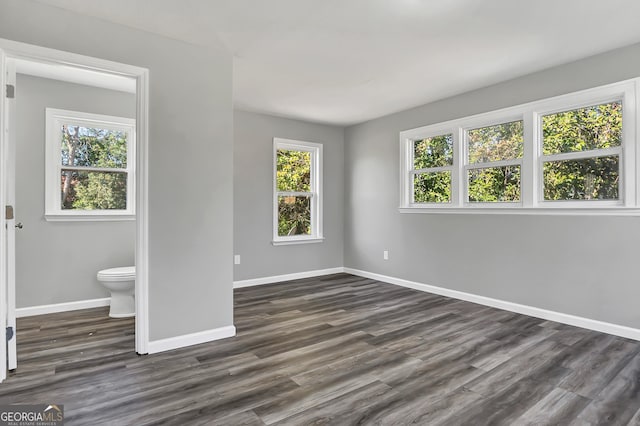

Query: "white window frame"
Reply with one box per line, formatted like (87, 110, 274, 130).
(399, 78, 640, 215)
(409, 131, 456, 205)
(463, 115, 524, 207)
(273, 138, 323, 245)
(45, 108, 136, 221)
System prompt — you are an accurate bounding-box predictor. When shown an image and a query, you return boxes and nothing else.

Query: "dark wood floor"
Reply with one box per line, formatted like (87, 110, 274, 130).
(2, 273, 640, 425)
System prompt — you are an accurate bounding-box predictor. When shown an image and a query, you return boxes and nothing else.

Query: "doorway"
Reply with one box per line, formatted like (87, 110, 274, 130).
(0, 39, 150, 382)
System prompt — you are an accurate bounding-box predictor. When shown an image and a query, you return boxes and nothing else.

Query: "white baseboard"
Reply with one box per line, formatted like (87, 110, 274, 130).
(147, 325, 236, 354)
(15, 297, 110, 318)
(344, 267, 640, 341)
(233, 267, 345, 289)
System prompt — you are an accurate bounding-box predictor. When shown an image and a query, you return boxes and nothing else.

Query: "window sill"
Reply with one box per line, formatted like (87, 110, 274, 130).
(398, 207, 640, 216)
(272, 237, 325, 246)
(45, 213, 135, 222)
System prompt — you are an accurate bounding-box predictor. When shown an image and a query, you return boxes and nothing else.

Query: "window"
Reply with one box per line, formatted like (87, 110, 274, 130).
(45, 108, 135, 220)
(412, 134, 453, 203)
(541, 102, 621, 202)
(399, 79, 638, 214)
(273, 138, 323, 244)
(466, 120, 523, 203)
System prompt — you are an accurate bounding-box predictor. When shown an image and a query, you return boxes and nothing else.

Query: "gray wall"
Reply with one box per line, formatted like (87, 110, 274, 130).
(0, 0, 234, 341)
(15, 74, 136, 309)
(344, 42, 640, 329)
(234, 110, 344, 281)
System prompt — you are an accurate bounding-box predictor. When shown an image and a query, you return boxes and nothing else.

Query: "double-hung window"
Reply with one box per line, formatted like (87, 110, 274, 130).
(400, 78, 638, 214)
(273, 138, 323, 244)
(45, 108, 136, 220)
(541, 101, 622, 203)
(466, 120, 523, 204)
(412, 134, 454, 203)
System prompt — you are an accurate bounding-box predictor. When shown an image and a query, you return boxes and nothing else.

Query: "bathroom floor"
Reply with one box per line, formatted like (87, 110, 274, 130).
(9, 307, 134, 378)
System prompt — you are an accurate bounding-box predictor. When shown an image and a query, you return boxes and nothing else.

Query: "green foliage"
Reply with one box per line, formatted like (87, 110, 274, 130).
(412, 135, 453, 203)
(542, 102, 621, 200)
(543, 156, 619, 200)
(61, 126, 127, 168)
(413, 134, 453, 169)
(410, 102, 621, 203)
(277, 150, 312, 235)
(70, 172, 127, 210)
(542, 102, 621, 155)
(60, 125, 129, 210)
(277, 150, 310, 192)
(468, 121, 523, 163)
(278, 196, 311, 236)
(414, 172, 450, 203)
(468, 166, 520, 202)
(467, 121, 523, 202)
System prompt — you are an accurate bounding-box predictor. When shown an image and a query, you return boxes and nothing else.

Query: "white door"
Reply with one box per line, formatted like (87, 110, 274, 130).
(5, 58, 17, 372)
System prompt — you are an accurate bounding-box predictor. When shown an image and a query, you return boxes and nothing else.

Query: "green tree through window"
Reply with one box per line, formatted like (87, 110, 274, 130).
(412, 134, 453, 203)
(542, 102, 621, 200)
(276, 149, 312, 236)
(60, 125, 129, 210)
(400, 80, 634, 210)
(467, 120, 523, 202)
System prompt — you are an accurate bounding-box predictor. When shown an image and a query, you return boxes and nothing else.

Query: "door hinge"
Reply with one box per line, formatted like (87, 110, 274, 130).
(6, 84, 15, 99)
(6, 326, 13, 342)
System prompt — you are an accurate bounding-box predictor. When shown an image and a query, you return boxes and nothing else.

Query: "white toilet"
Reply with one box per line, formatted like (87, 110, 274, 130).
(97, 266, 135, 318)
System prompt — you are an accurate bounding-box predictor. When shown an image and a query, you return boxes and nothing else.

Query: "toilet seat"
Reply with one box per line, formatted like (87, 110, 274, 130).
(97, 266, 135, 282)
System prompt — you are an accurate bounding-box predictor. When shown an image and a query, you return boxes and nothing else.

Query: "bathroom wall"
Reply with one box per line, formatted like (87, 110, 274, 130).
(15, 74, 136, 308)
(234, 110, 344, 281)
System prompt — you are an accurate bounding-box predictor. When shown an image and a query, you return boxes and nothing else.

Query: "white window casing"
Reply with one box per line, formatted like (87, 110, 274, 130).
(45, 108, 136, 221)
(399, 78, 639, 215)
(273, 138, 324, 245)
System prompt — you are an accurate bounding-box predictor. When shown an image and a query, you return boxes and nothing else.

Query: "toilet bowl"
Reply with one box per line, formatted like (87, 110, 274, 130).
(97, 266, 135, 318)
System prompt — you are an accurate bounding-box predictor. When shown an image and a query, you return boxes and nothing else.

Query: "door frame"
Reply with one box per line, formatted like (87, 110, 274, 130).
(5, 57, 16, 372)
(0, 47, 6, 383)
(0, 38, 151, 380)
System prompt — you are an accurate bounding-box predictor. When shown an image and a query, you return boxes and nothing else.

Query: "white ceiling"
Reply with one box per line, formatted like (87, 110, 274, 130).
(34, 0, 640, 126)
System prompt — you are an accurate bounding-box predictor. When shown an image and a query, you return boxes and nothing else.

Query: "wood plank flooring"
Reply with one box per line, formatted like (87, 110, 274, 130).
(2, 273, 640, 425)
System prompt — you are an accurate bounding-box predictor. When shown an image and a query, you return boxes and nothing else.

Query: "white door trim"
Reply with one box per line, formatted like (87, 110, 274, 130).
(0, 47, 7, 383)
(5, 58, 16, 371)
(0, 38, 151, 367)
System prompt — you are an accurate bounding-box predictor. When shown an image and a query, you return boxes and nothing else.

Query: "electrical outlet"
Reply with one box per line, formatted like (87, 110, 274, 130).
(383, 250, 389, 260)
(234, 255, 241, 265)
